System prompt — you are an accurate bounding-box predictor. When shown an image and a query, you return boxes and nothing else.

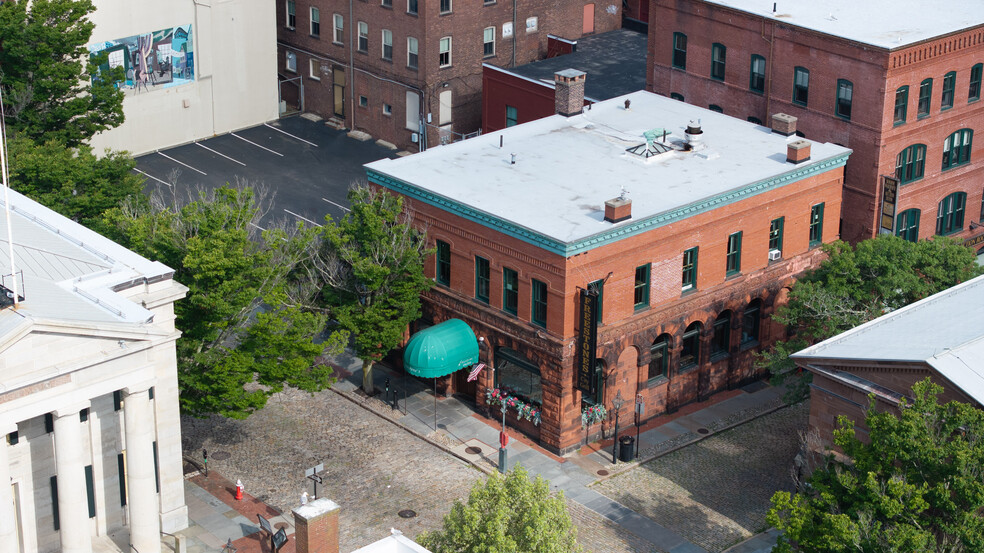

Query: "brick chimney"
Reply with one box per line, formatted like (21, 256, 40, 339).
(604, 197, 631, 223)
(771, 113, 797, 136)
(787, 140, 811, 164)
(554, 69, 587, 117)
(293, 498, 340, 553)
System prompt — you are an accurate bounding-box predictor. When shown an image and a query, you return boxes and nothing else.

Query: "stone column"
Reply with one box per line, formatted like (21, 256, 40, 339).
(123, 387, 160, 553)
(0, 421, 18, 553)
(53, 403, 92, 553)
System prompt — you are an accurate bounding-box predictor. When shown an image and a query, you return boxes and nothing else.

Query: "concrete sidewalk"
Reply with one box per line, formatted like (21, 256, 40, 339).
(331, 351, 785, 553)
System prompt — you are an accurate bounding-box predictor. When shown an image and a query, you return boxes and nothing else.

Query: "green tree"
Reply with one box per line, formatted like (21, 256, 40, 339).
(417, 466, 583, 553)
(8, 136, 143, 230)
(768, 379, 984, 553)
(762, 235, 983, 401)
(0, 0, 124, 147)
(317, 184, 432, 394)
(106, 184, 347, 419)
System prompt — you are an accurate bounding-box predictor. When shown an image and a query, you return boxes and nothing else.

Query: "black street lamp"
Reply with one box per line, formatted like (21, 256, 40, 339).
(611, 390, 625, 464)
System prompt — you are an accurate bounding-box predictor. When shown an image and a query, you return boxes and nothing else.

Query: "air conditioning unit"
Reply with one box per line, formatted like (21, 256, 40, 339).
(768, 249, 782, 261)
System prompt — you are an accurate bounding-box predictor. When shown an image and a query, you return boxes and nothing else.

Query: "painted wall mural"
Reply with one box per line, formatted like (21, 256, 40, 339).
(89, 25, 194, 93)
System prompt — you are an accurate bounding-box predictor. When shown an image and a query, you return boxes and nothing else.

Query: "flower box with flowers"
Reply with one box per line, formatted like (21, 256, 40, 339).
(485, 386, 542, 438)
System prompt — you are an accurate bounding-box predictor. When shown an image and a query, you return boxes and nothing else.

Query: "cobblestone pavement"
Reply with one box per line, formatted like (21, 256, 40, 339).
(182, 386, 674, 553)
(594, 402, 809, 553)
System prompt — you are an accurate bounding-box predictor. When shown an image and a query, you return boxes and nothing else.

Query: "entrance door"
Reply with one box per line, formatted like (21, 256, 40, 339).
(454, 369, 477, 400)
(332, 67, 345, 118)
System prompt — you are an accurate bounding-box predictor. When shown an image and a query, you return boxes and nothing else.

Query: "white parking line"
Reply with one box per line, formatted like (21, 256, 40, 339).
(321, 197, 351, 212)
(157, 152, 207, 175)
(284, 209, 322, 227)
(231, 133, 284, 157)
(196, 142, 246, 166)
(133, 168, 172, 187)
(264, 123, 319, 147)
(249, 222, 266, 231)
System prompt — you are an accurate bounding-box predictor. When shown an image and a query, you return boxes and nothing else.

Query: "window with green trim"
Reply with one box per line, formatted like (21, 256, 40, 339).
(741, 300, 761, 345)
(711, 311, 731, 359)
(936, 192, 966, 236)
(918, 78, 932, 117)
(649, 334, 670, 380)
(680, 321, 702, 370)
(981, 192, 984, 223)
(670, 92, 684, 101)
(474, 256, 490, 303)
(502, 267, 518, 315)
(531, 278, 547, 328)
(505, 105, 517, 127)
(769, 217, 784, 256)
(809, 203, 824, 246)
(942, 129, 973, 170)
(895, 144, 926, 183)
(941, 71, 955, 110)
(896, 208, 920, 242)
(709, 104, 723, 113)
(749, 54, 765, 93)
(835, 79, 853, 119)
(726, 231, 742, 275)
(711, 43, 726, 80)
(634, 265, 650, 311)
(588, 279, 604, 326)
(793, 67, 809, 106)
(970, 64, 982, 102)
(435, 240, 450, 286)
(672, 32, 687, 69)
(894, 86, 908, 125)
(681, 247, 698, 291)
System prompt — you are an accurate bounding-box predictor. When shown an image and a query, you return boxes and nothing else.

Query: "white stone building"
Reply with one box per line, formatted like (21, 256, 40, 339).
(0, 188, 188, 553)
(87, 0, 278, 156)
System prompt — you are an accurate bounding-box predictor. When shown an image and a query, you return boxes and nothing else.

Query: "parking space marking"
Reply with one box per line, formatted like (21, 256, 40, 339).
(231, 133, 284, 157)
(264, 123, 319, 147)
(284, 209, 322, 227)
(322, 197, 351, 212)
(196, 142, 246, 166)
(157, 152, 207, 175)
(133, 168, 172, 187)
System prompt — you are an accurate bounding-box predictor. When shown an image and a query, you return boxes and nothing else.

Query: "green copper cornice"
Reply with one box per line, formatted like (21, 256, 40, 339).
(367, 152, 850, 257)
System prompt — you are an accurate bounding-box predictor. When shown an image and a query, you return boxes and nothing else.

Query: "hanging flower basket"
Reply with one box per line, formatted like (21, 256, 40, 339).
(485, 387, 541, 426)
(581, 404, 607, 427)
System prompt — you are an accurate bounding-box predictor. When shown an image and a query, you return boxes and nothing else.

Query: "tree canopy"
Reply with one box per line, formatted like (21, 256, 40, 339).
(417, 466, 583, 553)
(768, 379, 984, 553)
(761, 236, 983, 401)
(316, 185, 431, 393)
(106, 184, 346, 419)
(0, 0, 124, 147)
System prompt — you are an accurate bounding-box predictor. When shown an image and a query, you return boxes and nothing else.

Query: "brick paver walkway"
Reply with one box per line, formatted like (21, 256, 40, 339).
(593, 402, 808, 552)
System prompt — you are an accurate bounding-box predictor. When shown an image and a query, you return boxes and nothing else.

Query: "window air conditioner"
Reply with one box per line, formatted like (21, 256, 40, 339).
(768, 249, 782, 261)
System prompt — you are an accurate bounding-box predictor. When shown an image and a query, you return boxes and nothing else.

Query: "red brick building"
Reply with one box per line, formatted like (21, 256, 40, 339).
(366, 89, 851, 454)
(647, 0, 984, 246)
(276, 0, 620, 151)
(793, 274, 984, 449)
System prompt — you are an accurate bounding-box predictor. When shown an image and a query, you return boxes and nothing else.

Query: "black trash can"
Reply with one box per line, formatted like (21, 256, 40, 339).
(618, 436, 635, 462)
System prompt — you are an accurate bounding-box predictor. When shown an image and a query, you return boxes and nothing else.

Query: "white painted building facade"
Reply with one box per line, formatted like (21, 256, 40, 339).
(88, 0, 279, 156)
(0, 189, 188, 553)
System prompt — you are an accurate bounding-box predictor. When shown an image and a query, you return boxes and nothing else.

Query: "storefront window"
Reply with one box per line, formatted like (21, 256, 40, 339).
(494, 347, 542, 405)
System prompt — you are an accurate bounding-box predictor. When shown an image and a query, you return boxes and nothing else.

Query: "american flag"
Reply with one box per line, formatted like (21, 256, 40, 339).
(466, 363, 486, 382)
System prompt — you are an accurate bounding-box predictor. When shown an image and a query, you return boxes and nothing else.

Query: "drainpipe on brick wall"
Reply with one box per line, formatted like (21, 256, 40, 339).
(764, 20, 775, 121)
(511, 0, 517, 67)
(349, 0, 356, 131)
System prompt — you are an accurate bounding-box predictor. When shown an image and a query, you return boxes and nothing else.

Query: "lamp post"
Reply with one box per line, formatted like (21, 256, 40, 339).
(499, 402, 508, 473)
(611, 390, 625, 464)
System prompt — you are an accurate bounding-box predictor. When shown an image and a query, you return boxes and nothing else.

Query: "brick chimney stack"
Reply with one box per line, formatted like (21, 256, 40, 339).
(604, 197, 631, 223)
(771, 113, 797, 136)
(293, 498, 341, 553)
(787, 140, 812, 164)
(554, 69, 587, 117)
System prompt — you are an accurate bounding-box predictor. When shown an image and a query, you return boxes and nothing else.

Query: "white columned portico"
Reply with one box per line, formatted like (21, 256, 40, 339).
(123, 386, 161, 553)
(0, 421, 17, 553)
(53, 403, 92, 553)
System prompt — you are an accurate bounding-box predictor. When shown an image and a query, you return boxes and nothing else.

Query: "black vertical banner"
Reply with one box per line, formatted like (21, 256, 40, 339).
(576, 288, 599, 395)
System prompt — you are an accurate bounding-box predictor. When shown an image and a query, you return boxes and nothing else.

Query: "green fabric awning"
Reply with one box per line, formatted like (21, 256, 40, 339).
(404, 319, 479, 378)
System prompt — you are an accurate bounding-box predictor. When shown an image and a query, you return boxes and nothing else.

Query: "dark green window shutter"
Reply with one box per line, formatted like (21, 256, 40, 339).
(85, 465, 96, 518)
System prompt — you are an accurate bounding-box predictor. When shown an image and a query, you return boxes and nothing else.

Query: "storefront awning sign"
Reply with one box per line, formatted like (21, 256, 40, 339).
(404, 319, 479, 378)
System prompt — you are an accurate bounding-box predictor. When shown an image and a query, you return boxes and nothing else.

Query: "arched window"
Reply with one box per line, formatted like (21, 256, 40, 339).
(680, 322, 702, 370)
(747, 116, 763, 125)
(741, 300, 761, 346)
(896, 209, 920, 242)
(895, 144, 926, 184)
(583, 359, 605, 405)
(711, 311, 731, 359)
(942, 129, 973, 170)
(936, 192, 966, 236)
(709, 104, 723, 113)
(670, 92, 684, 101)
(649, 334, 671, 381)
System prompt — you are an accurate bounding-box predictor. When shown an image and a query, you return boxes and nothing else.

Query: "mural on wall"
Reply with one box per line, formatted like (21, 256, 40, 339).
(89, 25, 194, 93)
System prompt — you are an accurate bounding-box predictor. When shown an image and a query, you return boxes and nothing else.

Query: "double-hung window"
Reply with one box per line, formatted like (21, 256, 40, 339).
(835, 79, 853, 119)
(792, 67, 809, 106)
(407, 37, 418, 69)
(634, 264, 650, 311)
(474, 256, 490, 303)
(941, 71, 956, 110)
(672, 33, 687, 70)
(407, 0, 418, 14)
(682, 247, 698, 291)
(970, 64, 983, 102)
(894, 86, 908, 125)
(942, 129, 973, 170)
(286, 0, 296, 28)
(381, 30, 393, 61)
(483, 27, 495, 57)
(769, 217, 784, 258)
(711, 43, 726, 81)
(918, 78, 932, 117)
(896, 209, 920, 242)
(749, 54, 765, 93)
(726, 232, 742, 276)
(439, 37, 452, 67)
(310, 8, 320, 36)
(809, 203, 824, 246)
(286, 51, 297, 72)
(936, 192, 966, 236)
(502, 268, 518, 315)
(896, 144, 926, 183)
(333, 14, 343, 43)
(440, 0, 451, 13)
(358, 22, 368, 52)
(435, 240, 450, 286)
(531, 279, 547, 328)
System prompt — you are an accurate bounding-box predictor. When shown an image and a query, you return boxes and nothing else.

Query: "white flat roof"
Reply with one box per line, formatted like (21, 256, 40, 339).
(703, 0, 983, 49)
(366, 91, 850, 256)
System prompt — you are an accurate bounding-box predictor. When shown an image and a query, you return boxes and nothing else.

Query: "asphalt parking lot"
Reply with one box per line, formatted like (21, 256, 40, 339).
(134, 116, 399, 227)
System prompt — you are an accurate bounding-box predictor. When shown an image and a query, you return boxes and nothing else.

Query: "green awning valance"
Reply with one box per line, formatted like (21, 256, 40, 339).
(404, 319, 479, 378)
